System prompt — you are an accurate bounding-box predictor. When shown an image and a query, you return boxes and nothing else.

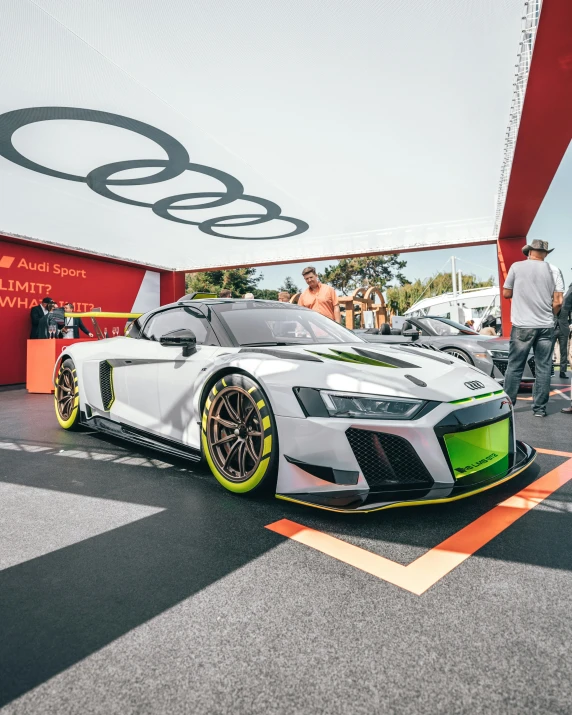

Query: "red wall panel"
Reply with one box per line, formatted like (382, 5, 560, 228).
(0, 238, 158, 385)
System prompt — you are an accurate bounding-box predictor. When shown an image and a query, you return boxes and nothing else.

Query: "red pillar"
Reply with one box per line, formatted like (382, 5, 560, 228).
(497, 237, 526, 337)
(160, 271, 186, 306)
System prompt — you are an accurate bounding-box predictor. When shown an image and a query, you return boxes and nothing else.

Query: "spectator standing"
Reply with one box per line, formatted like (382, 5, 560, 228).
(37, 302, 58, 339)
(553, 282, 572, 379)
(30, 297, 53, 338)
(61, 302, 93, 339)
(220, 289, 232, 298)
(298, 267, 341, 323)
(278, 291, 291, 303)
(502, 240, 564, 417)
(243, 293, 255, 300)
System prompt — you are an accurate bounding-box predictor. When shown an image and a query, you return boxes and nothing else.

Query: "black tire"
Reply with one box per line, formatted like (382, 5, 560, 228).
(54, 358, 82, 431)
(201, 373, 278, 494)
(441, 347, 474, 365)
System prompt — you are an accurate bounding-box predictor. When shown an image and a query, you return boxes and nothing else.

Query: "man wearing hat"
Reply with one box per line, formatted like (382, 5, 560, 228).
(502, 240, 564, 417)
(29, 297, 55, 339)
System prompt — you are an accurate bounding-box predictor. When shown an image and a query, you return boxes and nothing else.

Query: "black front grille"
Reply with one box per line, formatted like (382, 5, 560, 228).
(346, 429, 434, 490)
(493, 357, 552, 379)
(99, 361, 114, 411)
(493, 358, 508, 376)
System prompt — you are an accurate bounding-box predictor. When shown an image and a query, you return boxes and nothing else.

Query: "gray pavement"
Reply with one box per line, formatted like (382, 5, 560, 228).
(1, 386, 572, 714)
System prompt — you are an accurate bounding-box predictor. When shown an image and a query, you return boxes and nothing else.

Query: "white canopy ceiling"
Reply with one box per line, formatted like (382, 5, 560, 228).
(0, 0, 525, 270)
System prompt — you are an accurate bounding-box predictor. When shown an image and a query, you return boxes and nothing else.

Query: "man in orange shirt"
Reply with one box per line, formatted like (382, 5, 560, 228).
(298, 266, 341, 323)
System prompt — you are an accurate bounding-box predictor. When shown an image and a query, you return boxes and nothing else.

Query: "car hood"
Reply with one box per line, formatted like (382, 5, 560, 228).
(236, 343, 504, 403)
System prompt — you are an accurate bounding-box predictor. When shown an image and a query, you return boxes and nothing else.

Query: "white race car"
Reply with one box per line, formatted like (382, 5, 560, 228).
(54, 296, 535, 513)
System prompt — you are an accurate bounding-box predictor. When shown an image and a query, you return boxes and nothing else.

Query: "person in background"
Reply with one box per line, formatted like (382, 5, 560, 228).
(243, 293, 255, 300)
(552, 281, 572, 379)
(298, 266, 341, 323)
(61, 302, 93, 339)
(37, 302, 58, 339)
(30, 297, 54, 338)
(479, 315, 497, 336)
(464, 319, 475, 330)
(502, 239, 564, 417)
(278, 292, 291, 303)
(220, 289, 232, 298)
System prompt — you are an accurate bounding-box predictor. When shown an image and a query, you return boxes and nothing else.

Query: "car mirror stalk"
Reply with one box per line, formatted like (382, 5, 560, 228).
(160, 328, 197, 356)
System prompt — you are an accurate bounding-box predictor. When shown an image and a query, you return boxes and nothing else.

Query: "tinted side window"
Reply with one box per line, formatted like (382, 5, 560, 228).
(142, 308, 217, 345)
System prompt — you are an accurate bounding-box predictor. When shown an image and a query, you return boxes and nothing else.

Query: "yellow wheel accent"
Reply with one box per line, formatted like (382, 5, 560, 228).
(202, 375, 277, 494)
(55, 360, 81, 430)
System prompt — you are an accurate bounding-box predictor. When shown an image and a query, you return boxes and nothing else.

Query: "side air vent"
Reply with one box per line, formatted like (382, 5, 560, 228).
(99, 361, 115, 411)
(346, 428, 434, 491)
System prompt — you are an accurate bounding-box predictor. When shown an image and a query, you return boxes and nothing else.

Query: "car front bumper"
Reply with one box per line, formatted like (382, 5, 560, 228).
(274, 396, 536, 513)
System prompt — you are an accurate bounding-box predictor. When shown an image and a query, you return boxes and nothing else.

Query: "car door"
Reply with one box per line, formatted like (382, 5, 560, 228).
(142, 305, 223, 448)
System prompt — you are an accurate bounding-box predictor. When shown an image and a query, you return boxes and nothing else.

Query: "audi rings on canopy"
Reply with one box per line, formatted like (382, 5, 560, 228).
(0, 106, 309, 240)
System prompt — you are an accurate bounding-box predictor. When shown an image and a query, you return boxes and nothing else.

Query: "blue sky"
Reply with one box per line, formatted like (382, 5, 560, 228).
(258, 141, 572, 293)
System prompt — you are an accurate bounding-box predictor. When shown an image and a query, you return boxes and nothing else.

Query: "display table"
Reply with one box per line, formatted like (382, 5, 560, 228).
(26, 338, 95, 393)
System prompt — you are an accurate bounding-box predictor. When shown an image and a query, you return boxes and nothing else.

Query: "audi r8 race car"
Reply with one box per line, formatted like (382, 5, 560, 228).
(53, 297, 536, 513)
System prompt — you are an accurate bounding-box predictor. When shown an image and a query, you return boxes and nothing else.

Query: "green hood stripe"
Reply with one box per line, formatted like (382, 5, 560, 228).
(305, 349, 397, 368)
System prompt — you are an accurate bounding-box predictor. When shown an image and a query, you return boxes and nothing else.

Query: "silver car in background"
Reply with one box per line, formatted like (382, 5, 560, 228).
(355, 316, 538, 383)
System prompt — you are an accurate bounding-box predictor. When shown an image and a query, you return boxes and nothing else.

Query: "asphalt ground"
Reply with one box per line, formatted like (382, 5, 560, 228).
(1, 383, 572, 714)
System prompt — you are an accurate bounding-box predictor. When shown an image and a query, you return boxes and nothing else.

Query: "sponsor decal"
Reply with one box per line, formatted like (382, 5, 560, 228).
(454, 452, 499, 475)
(0, 254, 93, 310)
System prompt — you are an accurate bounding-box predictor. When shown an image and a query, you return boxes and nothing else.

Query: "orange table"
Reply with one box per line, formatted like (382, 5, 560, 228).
(26, 339, 95, 393)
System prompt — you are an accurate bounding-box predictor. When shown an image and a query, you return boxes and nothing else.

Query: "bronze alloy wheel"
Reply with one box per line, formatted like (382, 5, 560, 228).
(56, 366, 76, 421)
(206, 386, 264, 482)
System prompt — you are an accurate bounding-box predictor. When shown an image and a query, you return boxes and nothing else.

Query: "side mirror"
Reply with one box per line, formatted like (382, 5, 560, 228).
(160, 328, 197, 357)
(402, 328, 420, 341)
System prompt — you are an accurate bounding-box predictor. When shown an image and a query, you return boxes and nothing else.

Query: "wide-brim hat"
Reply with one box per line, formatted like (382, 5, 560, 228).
(522, 239, 554, 256)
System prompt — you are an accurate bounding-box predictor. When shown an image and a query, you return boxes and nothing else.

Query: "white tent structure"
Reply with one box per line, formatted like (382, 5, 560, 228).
(0, 0, 535, 271)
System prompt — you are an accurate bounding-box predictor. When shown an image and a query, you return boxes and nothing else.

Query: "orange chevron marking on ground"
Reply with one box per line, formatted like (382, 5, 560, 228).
(266, 457, 572, 595)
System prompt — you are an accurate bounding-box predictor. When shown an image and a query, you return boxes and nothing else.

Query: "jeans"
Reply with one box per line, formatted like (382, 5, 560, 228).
(504, 326, 554, 413)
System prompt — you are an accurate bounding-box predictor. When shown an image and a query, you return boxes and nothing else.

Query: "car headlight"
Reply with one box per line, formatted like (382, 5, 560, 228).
(487, 350, 509, 359)
(320, 390, 424, 420)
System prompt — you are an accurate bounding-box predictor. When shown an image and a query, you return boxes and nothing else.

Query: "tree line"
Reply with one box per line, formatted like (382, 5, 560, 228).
(186, 255, 493, 314)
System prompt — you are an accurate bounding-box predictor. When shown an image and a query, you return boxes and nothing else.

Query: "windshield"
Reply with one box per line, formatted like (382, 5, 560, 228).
(417, 317, 479, 336)
(213, 302, 363, 345)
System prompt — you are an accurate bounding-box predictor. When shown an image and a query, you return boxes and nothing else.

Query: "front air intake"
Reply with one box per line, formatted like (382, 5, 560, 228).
(346, 428, 433, 491)
(99, 361, 115, 411)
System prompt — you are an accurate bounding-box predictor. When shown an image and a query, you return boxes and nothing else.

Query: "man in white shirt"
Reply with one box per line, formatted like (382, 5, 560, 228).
(502, 240, 564, 417)
(61, 302, 93, 340)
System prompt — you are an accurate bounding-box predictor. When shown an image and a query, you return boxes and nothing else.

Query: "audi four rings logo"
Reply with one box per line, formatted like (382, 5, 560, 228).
(0, 107, 309, 241)
(464, 381, 486, 390)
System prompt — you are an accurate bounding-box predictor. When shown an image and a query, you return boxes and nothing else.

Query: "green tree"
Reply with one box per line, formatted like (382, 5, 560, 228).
(320, 255, 408, 295)
(386, 272, 494, 315)
(186, 268, 262, 297)
(253, 288, 279, 300)
(279, 276, 299, 294)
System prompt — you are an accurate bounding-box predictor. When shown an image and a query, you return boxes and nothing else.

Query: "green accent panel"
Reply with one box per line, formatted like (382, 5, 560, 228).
(305, 349, 396, 367)
(305, 350, 360, 363)
(330, 349, 397, 368)
(444, 419, 509, 480)
(474, 392, 494, 400)
(449, 397, 474, 404)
